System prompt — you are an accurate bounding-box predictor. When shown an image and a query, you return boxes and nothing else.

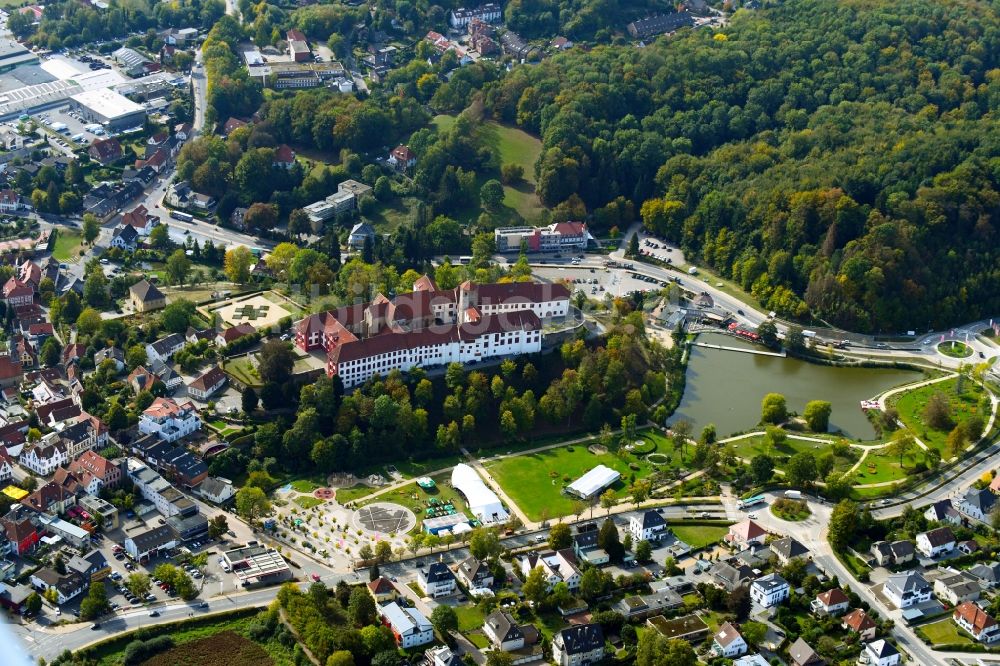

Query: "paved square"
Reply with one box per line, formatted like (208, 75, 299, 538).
(208, 293, 291, 330)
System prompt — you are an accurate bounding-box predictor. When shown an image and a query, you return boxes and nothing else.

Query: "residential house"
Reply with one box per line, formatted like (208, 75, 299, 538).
(710, 560, 755, 591)
(917, 527, 956, 558)
(953, 601, 1000, 643)
(367, 576, 399, 604)
(0, 190, 24, 213)
(771, 536, 810, 565)
(812, 588, 850, 616)
(121, 205, 157, 236)
(417, 562, 457, 598)
(21, 482, 76, 515)
(425, 646, 462, 666)
(789, 637, 824, 666)
(959, 539, 981, 555)
(88, 138, 123, 165)
(483, 611, 529, 651)
(959, 487, 996, 521)
(68, 450, 122, 491)
(883, 570, 932, 609)
(0, 451, 11, 484)
(150, 360, 182, 393)
(733, 657, 770, 666)
(129, 279, 166, 312)
(924, 498, 962, 526)
(725, 519, 767, 549)
(138, 397, 201, 442)
(274, 144, 296, 169)
(94, 347, 125, 372)
(628, 509, 668, 543)
(229, 207, 248, 230)
(145, 333, 185, 364)
(969, 562, 1000, 589)
(614, 588, 684, 620)
(79, 495, 119, 530)
(841, 608, 877, 641)
(3, 278, 33, 308)
(187, 366, 227, 401)
(862, 640, 900, 666)
(128, 366, 157, 393)
(0, 354, 22, 389)
(20, 441, 68, 476)
(933, 569, 981, 605)
(626, 12, 695, 40)
(456, 556, 493, 590)
(348, 222, 376, 250)
(388, 145, 416, 170)
(1, 506, 40, 555)
(30, 568, 84, 605)
(552, 623, 604, 666)
(124, 524, 177, 560)
(66, 550, 111, 584)
(216, 323, 255, 347)
(712, 622, 748, 658)
(750, 573, 790, 608)
(735, 543, 771, 568)
(572, 527, 609, 566)
(379, 602, 433, 648)
(870, 540, 914, 567)
(519, 550, 581, 591)
(197, 477, 235, 504)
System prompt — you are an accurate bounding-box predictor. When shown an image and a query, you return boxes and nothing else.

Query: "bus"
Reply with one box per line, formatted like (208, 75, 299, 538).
(457, 256, 473, 265)
(170, 210, 194, 222)
(737, 494, 766, 510)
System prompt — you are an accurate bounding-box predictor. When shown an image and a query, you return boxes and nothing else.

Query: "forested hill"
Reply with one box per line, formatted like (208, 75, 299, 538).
(482, 0, 1000, 331)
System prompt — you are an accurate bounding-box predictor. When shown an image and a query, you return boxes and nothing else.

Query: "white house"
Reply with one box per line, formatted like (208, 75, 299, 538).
(124, 525, 177, 560)
(916, 526, 956, 558)
(138, 397, 201, 443)
(552, 623, 604, 666)
(958, 487, 996, 522)
(862, 640, 900, 666)
(30, 568, 85, 605)
(712, 622, 748, 658)
(380, 602, 434, 648)
(924, 498, 962, 526)
(0, 451, 13, 484)
(884, 571, 932, 609)
(19, 441, 68, 476)
(750, 573, 790, 608)
(145, 334, 185, 364)
(483, 611, 526, 651)
(933, 569, 981, 606)
(187, 366, 227, 401)
(954, 601, 1000, 643)
(417, 562, 457, 598)
(726, 519, 767, 549)
(520, 551, 581, 591)
(628, 510, 668, 543)
(811, 588, 850, 616)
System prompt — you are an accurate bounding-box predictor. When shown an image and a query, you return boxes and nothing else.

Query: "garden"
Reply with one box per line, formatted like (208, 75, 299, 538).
(486, 431, 693, 521)
(917, 618, 976, 647)
(893, 375, 991, 457)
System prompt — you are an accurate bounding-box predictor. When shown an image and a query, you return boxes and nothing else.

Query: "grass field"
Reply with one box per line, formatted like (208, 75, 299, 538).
(290, 479, 321, 493)
(893, 377, 990, 455)
(917, 618, 975, 646)
(433, 114, 546, 223)
(294, 495, 325, 509)
(352, 471, 471, 531)
(368, 196, 423, 233)
(728, 433, 837, 463)
(51, 229, 84, 262)
(454, 602, 488, 632)
(225, 356, 263, 388)
(335, 484, 378, 505)
(486, 432, 692, 521)
(669, 523, 730, 550)
(142, 630, 274, 666)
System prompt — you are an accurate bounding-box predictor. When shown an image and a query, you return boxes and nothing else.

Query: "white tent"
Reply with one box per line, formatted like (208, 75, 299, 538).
(566, 464, 621, 499)
(451, 463, 509, 524)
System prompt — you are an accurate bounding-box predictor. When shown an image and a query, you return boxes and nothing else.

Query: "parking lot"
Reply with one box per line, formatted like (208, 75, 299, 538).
(533, 264, 674, 299)
(33, 104, 112, 148)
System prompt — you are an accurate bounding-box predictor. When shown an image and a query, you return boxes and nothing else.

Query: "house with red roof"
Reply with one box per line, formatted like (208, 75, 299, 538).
(0, 354, 23, 389)
(954, 601, 1000, 643)
(121, 204, 158, 236)
(725, 519, 767, 549)
(216, 323, 256, 347)
(274, 144, 296, 169)
(388, 145, 416, 171)
(0, 189, 24, 214)
(1, 506, 40, 555)
(2, 277, 33, 308)
(811, 587, 850, 616)
(88, 138, 123, 165)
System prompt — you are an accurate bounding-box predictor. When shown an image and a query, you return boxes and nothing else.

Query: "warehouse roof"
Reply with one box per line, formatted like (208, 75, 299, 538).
(71, 88, 144, 120)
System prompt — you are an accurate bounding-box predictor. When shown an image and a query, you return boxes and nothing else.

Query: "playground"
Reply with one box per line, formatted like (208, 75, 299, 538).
(202, 292, 294, 330)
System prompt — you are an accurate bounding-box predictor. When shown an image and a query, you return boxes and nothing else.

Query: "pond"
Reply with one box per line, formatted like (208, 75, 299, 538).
(671, 333, 922, 439)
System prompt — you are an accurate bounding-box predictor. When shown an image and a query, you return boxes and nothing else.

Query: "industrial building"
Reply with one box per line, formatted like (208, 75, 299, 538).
(0, 40, 39, 74)
(70, 88, 146, 131)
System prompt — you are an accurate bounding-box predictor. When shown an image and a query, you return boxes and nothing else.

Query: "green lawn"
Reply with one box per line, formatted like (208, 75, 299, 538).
(487, 432, 693, 521)
(294, 496, 325, 509)
(225, 356, 263, 388)
(51, 229, 84, 262)
(290, 479, 321, 493)
(335, 484, 378, 505)
(893, 377, 990, 456)
(728, 433, 835, 462)
(368, 196, 423, 233)
(917, 618, 975, 646)
(669, 523, 730, 550)
(454, 603, 487, 632)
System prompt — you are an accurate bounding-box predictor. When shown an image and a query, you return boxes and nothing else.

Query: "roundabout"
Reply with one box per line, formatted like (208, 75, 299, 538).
(937, 340, 973, 358)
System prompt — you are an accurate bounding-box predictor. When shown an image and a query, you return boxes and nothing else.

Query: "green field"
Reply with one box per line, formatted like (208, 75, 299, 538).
(432, 114, 546, 223)
(294, 495, 325, 509)
(728, 433, 835, 462)
(917, 618, 975, 646)
(669, 523, 730, 550)
(290, 479, 321, 493)
(368, 196, 423, 233)
(486, 432, 692, 521)
(51, 229, 84, 262)
(454, 602, 488, 632)
(225, 356, 263, 388)
(893, 377, 990, 455)
(335, 484, 378, 505)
